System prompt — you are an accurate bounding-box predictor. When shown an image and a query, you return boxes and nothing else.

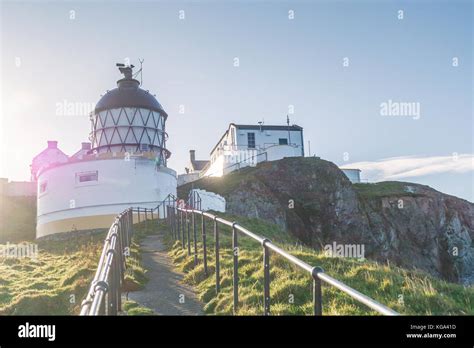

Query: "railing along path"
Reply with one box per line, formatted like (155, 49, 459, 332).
(81, 193, 398, 316)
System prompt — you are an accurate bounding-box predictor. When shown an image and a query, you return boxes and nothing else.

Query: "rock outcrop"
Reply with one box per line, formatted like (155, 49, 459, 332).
(179, 157, 474, 285)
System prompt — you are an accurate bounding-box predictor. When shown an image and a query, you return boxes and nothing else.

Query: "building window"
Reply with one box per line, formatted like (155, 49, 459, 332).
(230, 127, 235, 145)
(279, 138, 288, 145)
(39, 181, 47, 193)
(247, 133, 255, 149)
(76, 171, 98, 183)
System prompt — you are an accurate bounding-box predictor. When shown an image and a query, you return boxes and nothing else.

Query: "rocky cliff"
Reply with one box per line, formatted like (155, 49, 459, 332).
(179, 157, 474, 285)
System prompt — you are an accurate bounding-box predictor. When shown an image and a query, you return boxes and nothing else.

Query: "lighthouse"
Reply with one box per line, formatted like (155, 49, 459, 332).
(34, 64, 177, 238)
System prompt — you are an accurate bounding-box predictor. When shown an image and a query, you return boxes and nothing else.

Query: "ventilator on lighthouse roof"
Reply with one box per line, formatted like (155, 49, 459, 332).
(89, 63, 170, 166)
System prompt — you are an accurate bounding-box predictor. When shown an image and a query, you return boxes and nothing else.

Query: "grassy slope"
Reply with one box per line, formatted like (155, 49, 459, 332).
(163, 213, 474, 315)
(353, 181, 425, 199)
(0, 221, 152, 315)
(0, 233, 104, 315)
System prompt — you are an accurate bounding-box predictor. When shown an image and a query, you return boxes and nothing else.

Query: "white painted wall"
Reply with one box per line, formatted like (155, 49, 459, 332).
(177, 172, 200, 186)
(36, 157, 177, 235)
(265, 144, 302, 161)
(191, 189, 226, 212)
(234, 128, 304, 153)
(31, 147, 69, 180)
(204, 148, 260, 177)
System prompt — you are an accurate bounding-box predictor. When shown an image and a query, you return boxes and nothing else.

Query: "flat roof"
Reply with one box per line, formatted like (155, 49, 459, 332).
(210, 123, 303, 155)
(231, 123, 303, 131)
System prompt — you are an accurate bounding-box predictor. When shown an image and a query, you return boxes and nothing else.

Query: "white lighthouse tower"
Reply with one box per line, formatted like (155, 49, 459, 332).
(35, 64, 177, 238)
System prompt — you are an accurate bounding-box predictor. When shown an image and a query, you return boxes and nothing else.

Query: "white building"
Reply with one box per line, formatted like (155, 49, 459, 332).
(34, 64, 177, 238)
(340, 168, 361, 183)
(175, 121, 364, 186)
(189, 189, 226, 212)
(177, 150, 209, 186)
(203, 123, 304, 177)
(30, 141, 69, 181)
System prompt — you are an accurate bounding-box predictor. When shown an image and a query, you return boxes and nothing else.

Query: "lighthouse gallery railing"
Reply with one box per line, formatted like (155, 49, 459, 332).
(81, 194, 398, 316)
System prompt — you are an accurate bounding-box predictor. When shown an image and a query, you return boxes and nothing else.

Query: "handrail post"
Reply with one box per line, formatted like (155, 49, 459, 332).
(186, 211, 191, 255)
(193, 211, 198, 266)
(110, 250, 118, 315)
(169, 206, 173, 237)
(151, 208, 154, 222)
(181, 210, 185, 247)
(116, 219, 124, 313)
(101, 291, 107, 315)
(202, 212, 208, 276)
(262, 238, 271, 316)
(123, 213, 128, 273)
(176, 208, 180, 242)
(214, 217, 220, 294)
(145, 208, 148, 231)
(129, 208, 133, 240)
(312, 267, 324, 316)
(232, 222, 238, 314)
(168, 196, 171, 222)
(115, 246, 122, 313)
(125, 210, 130, 247)
(174, 207, 177, 240)
(170, 207, 177, 240)
(171, 207, 174, 238)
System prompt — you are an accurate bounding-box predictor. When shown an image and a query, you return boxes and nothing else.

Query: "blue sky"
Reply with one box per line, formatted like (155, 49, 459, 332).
(1, 0, 472, 201)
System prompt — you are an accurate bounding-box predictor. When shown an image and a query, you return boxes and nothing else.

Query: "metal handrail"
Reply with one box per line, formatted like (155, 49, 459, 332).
(80, 208, 133, 315)
(80, 193, 177, 316)
(168, 206, 399, 316)
(187, 190, 202, 210)
(81, 193, 398, 316)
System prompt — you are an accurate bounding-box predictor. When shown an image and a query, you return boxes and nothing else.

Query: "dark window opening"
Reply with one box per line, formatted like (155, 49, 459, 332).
(77, 171, 98, 183)
(279, 138, 288, 145)
(247, 133, 255, 148)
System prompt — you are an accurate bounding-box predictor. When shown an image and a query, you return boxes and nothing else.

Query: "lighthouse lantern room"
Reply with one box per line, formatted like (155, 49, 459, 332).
(89, 64, 170, 165)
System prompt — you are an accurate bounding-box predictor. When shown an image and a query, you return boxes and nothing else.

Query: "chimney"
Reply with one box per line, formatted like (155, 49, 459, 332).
(189, 150, 196, 163)
(81, 142, 92, 150)
(47, 141, 58, 149)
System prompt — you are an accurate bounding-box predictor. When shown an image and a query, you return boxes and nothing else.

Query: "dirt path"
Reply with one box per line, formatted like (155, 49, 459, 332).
(128, 233, 203, 315)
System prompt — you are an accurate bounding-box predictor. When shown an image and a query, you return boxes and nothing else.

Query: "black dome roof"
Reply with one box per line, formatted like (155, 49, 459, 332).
(94, 78, 167, 117)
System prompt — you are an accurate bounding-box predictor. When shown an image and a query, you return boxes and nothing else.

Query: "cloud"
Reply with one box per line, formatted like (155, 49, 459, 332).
(343, 154, 474, 181)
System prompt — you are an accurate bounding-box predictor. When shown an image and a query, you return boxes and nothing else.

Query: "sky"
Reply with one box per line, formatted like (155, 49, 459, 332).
(0, 0, 472, 201)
